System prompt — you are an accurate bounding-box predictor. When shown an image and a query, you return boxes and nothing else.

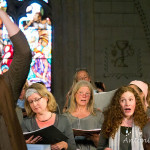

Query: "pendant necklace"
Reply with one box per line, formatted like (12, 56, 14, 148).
(126, 127, 129, 134)
(125, 127, 132, 136)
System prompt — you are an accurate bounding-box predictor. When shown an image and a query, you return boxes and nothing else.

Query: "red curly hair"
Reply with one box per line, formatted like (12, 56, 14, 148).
(102, 86, 148, 139)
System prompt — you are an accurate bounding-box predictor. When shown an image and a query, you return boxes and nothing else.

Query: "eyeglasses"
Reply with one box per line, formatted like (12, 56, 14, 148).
(77, 92, 91, 97)
(78, 76, 89, 81)
(28, 97, 42, 104)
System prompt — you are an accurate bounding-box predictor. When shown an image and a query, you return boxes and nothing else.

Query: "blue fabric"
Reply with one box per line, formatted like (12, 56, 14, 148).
(17, 99, 25, 109)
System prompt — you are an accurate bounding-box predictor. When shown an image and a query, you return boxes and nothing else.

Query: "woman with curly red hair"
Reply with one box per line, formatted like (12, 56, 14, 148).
(97, 86, 148, 150)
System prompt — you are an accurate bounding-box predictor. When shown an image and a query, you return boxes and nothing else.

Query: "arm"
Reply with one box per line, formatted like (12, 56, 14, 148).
(0, 9, 19, 37)
(63, 117, 76, 150)
(21, 118, 43, 144)
(0, 9, 32, 102)
(87, 110, 104, 147)
(56, 115, 76, 150)
(51, 141, 68, 150)
(24, 20, 34, 30)
(90, 133, 100, 147)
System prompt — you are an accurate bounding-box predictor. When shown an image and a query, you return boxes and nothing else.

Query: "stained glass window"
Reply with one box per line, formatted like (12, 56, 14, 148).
(0, 0, 52, 91)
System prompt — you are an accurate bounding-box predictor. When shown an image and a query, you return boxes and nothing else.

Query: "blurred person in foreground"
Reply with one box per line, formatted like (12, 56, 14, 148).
(0, 9, 32, 150)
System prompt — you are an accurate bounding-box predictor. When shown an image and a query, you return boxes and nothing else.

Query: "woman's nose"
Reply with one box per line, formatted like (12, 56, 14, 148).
(125, 100, 129, 106)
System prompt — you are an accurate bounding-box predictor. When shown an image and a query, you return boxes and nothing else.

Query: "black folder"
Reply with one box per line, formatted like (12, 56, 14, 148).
(23, 125, 68, 144)
(73, 128, 101, 137)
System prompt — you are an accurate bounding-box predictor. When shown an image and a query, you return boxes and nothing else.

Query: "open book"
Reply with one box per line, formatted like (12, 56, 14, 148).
(24, 125, 68, 144)
(73, 128, 101, 137)
(94, 89, 117, 111)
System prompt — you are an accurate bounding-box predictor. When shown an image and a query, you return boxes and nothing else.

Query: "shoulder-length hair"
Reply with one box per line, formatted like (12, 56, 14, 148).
(67, 80, 95, 115)
(25, 83, 57, 117)
(102, 86, 148, 139)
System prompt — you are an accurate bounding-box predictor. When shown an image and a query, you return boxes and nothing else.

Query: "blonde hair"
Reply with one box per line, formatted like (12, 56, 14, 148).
(25, 83, 57, 117)
(23, 80, 29, 90)
(67, 80, 95, 115)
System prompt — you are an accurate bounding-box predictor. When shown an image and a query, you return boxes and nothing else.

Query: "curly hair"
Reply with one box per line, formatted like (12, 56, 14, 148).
(25, 83, 57, 117)
(102, 86, 148, 139)
(145, 82, 150, 107)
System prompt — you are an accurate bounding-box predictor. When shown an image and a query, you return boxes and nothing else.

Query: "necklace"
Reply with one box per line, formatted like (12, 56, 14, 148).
(125, 127, 132, 137)
(36, 113, 53, 122)
(126, 127, 129, 134)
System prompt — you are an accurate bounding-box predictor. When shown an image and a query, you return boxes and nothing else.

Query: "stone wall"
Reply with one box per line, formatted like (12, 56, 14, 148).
(93, 0, 150, 90)
(51, 0, 150, 111)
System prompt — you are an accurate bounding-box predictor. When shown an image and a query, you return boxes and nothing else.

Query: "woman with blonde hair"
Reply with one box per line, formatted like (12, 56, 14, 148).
(63, 68, 97, 112)
(97, 86, 148, 150)
(22, 83, 76, 150)
(63, 80, 104, 150)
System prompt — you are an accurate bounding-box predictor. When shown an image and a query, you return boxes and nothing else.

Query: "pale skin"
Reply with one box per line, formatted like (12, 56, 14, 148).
(63, 70, 91, 113)
(77, 71, 91, 82)
(104, 91, 136, 150)
(24, 13, 51, 30)
(26, 93, 68, 150)
(71, 86, 91, 118)
(120, 91, 135, 126)
(72, 86, 100, 147)
(0, 9, 19, 37)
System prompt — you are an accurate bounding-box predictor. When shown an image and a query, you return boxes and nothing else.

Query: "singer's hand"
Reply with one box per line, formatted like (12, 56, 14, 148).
(26, 135, 42, 144)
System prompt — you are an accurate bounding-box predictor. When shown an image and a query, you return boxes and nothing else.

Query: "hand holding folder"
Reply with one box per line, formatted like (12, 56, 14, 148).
(23, 125, 68, 144)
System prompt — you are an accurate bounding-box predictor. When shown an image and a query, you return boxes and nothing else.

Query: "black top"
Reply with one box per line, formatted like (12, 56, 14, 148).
(97, 126, 132, 150)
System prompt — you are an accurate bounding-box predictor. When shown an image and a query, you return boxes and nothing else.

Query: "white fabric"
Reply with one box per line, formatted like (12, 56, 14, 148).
(109, 124, 144, 150)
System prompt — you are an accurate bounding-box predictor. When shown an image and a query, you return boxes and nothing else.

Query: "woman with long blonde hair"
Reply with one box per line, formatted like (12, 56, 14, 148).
(22, 83, 76, 150)
(64, 80, 104, 150)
